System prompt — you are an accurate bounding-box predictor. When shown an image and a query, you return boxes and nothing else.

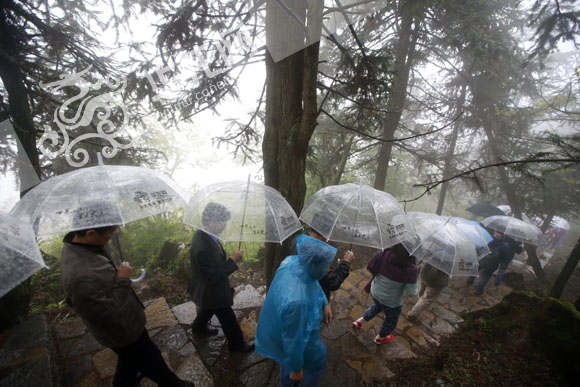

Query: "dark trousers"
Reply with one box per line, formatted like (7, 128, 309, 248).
(362, 297, 403, 338)
(192, 306, 244, 349)
(112, 330, 183, 387)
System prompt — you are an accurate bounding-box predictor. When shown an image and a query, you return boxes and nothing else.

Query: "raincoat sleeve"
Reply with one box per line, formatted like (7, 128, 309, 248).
(195, 249, 238, 285)
(280, 300, 309, 373)
(318, 261, 350, 292)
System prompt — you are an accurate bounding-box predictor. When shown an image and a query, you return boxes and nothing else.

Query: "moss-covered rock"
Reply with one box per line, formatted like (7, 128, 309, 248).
(463, 291, 580, 385)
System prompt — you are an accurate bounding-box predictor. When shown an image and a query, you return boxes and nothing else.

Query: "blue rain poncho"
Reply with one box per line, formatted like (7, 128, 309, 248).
(255, 234, 337, 376)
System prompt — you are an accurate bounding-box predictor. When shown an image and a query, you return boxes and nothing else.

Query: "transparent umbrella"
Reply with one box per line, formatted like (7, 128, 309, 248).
(299, 182, 416, 250)
(0, 212, 48, 298)
(497, 205, 531, 223)
(10, 165, 189, 236)
(481, 215, 544, 245)
(10, 164, 189, 283)
(402, 212, 479, 277)
(449, 217, 492, 259)
(551, 216, 570, 230)
(183, 177, 302, 245)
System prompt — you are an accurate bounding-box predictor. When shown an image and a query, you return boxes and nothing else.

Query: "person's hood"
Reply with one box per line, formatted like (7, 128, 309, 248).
(295, 234, 337, 281)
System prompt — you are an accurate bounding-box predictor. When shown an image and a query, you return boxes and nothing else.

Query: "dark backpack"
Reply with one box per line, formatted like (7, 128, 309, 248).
(478, 251, 501, 275)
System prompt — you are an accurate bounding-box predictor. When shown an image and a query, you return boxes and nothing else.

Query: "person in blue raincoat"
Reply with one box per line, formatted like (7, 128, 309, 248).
(256, 234, 336, 387)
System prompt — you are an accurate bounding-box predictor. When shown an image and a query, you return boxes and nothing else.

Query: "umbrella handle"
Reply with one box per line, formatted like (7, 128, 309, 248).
(131, 268, 146, 283)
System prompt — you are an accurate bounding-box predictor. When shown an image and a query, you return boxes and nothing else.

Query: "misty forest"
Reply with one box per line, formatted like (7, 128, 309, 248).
(0, 0, 579, 386)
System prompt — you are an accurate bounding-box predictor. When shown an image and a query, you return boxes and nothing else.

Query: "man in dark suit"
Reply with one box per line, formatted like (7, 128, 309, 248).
(189, 202, 254, 353)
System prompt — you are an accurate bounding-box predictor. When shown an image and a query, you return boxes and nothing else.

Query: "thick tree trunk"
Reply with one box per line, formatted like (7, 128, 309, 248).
(436, 84, 466, 215)
(550, 237, 580, 299)
(263, 0, 322, 286)
(374, 1, 421, 190)
(331, 135, 353, 186)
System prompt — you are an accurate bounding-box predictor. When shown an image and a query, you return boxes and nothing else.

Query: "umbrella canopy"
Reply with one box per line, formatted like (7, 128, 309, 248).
(449, 217, 492, 259)
(481, 215, 544, 245)
(497, 205, 531, 223)
(183, 180, 302, 243)
(10, 165, 189, 236)
(299, 183, 416, 250)
(551, 216, 570, 230)
(466, 203, 504, 218)
(0, 212, 48, 298)
(402, 212, 479, 277)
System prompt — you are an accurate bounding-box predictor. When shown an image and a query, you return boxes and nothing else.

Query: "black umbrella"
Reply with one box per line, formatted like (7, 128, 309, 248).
(466, 203, 505, 218)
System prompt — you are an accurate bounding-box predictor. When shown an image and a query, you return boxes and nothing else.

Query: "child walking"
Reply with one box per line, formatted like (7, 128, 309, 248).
(353, 244, 418, 344)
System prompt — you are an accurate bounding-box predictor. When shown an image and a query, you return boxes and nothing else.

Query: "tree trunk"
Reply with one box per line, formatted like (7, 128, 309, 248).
(436, 84, 466, 215)
(550, 237, 580, 299)
(374, 1, 422, 190)
(263, 0, 322, 286)
(331, 135, 353, 186)
(482, 121, 546, 281)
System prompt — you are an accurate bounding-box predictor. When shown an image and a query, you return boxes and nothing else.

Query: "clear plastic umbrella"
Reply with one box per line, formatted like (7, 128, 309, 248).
(497, 205, 531, 223)
(299, 183, 416, 250)
(402, 212, 479, 277)
(449, 217, 492, 259)
(481, 215, 544, 245)
(0, 212, 48, 298)
(183, 178, 302, 244)
(550, 216, 570, 230)
(10, 165, 189, 236)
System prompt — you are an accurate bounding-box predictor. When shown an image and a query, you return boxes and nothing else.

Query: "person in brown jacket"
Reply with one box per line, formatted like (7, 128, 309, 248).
(61, 204, 193, 387)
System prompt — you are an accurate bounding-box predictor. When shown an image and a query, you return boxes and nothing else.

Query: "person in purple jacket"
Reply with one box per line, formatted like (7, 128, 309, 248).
(352, 244, 418, 344)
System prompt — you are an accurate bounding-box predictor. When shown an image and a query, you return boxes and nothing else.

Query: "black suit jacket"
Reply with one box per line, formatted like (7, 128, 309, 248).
(189, 230, 238, 309)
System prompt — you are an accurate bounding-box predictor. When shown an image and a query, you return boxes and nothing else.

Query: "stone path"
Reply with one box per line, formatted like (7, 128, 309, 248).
(42, 263, 531, 386)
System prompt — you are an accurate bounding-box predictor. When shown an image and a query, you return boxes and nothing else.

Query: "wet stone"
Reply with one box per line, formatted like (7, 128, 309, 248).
(448, 299, 468, 314)
(171, 302, 198, 325)
(145, 298, 177, 331)
(436, 292, 452, 304)
(178, 342, 196, 357)
(345, 359, 362, 374)
(407, 326, 427, 346)
(353, 328, 377, 354)
(0, 354, 52, 387)
(332, 358, 357, 386)
(62, 354, 92, 386)
(379, 337, 416, 359)
(0, 315, 50, 368)
(59, 334, 104, 358)
(321, 319, 348, 340)
(427, 318, 456, 337)
(432, 306, 460, 323)
(92, 348, 117, 378)
(239, 310, 258, 340)
(239, 359, 272, 386)
(174, 353, 214, 387)
(362, 358, 394, 383)
(188, 328, 225, 367)
(233, 285, 264, 310)
(266, 362, 280, 387)
(77, 371, 98, 387)
(152, 325, 188, 353)
(55, 318, 87, 340)
(234, 350, 266, 371)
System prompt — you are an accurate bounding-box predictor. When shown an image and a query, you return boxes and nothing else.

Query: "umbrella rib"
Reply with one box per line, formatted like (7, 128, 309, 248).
(367, 192, 384, 249)
(102, 166, 127, 226)
(33, 170, 80, 230)
(263, 193, 283, 243)
(329, 186, 360, 241)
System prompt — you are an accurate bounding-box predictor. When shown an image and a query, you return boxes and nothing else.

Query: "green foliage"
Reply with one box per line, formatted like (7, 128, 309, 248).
(117, 211, 191, 270)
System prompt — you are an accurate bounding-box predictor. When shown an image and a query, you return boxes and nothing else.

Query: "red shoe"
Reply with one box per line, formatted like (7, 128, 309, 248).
(352, 320, 362, 332)
(374, 334, 394, 344)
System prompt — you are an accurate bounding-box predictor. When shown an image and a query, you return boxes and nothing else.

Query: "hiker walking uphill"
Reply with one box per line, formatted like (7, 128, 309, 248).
(256, 234, 336, 387)
(353, 244, 418, 344)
